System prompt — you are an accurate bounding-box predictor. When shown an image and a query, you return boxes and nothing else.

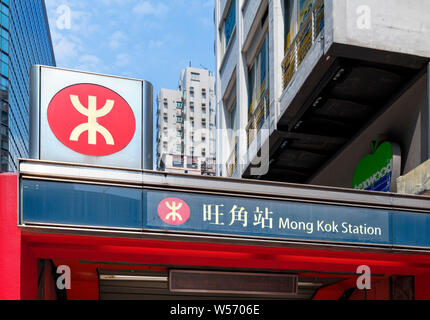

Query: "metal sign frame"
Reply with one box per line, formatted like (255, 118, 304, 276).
(29, 65, 153, 170)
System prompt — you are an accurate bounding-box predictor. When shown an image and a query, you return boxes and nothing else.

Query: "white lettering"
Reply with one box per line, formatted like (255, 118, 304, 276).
(342, 222, 382, 236)
(356, 265, 372, 290)
(56, 265, 71, 290)
(317, 220, 339, 233)
(355, 162, 393, 190)
(356, 5, 372, 30)
(56, 5, 71, 30)
(170, 305, 205, 318)
(279, 218, 314, 234)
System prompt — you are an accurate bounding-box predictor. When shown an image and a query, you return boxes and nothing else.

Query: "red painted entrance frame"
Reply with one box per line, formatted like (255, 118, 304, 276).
(1, 174, 430, 300)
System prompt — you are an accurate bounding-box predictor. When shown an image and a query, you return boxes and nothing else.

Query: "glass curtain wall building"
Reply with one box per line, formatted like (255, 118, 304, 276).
(0, 0, 56, 172)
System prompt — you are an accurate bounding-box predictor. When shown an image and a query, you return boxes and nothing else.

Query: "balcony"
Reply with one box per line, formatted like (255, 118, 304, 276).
(225, 137, 238, 178)
(243, 0, 430, 183)
(282, 0, 324, 89)
(246, 78, 270, 147)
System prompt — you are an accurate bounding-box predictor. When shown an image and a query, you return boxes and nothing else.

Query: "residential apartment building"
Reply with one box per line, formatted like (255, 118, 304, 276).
(156, 67, 216, 176)
(215, 0, 430, 196)
(0, 0, 56, 172)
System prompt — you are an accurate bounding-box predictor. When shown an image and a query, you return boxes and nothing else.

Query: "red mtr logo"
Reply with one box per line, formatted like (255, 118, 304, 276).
(157, 198, 191, 226)
(47, 84, 136, 156)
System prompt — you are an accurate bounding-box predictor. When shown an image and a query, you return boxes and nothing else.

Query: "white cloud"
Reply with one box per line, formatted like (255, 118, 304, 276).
(199, 17, 212, 28)
(148, 39, 164, 49)
(115, 53, 130, 67)
(76, 54, 104, 73)
(132, 1, 169, 17)
(109, 31, 126, 49)
(50, 29, 83, 66)
(79, 54, 101, 65)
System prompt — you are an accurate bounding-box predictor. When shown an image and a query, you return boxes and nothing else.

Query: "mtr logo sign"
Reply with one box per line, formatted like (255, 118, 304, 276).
(157, 198, 191, 226)
(47, 84, 136, 156)
(30, 66, 153, 170)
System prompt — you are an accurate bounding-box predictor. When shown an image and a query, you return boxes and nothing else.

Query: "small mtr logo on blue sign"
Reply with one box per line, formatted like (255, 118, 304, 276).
(157, 198, 191, 226)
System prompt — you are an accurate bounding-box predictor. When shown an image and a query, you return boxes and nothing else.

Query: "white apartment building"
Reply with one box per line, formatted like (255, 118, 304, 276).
(215, 0, 430, 195)
(157, 67, 216, 176)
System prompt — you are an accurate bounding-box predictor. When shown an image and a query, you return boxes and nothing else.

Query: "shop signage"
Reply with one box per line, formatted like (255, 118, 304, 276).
(29, 65, 153, 169)
(145, 189, 390, 245)
(21, 179, 430, 249)
(353, 141, 401, 192)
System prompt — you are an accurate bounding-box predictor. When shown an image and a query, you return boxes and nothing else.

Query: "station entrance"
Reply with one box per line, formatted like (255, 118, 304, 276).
(1, 160, 430, 300)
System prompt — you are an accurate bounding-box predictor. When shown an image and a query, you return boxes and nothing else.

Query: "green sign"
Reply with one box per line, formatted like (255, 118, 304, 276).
(353, 141, 399, 192)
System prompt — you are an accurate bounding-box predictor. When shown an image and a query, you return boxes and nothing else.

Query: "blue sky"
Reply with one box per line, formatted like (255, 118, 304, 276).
(45, 0, 215, 95)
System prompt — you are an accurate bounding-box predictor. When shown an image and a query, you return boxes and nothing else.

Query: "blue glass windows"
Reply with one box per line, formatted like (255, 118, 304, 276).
(221, 0, 236, 56)
(4, 0, 56, 172)
(247, 34, 269, 116)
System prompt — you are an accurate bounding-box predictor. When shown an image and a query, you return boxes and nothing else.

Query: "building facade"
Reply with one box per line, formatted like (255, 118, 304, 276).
(157, 67, 216, 176)
(215, 0, 430, 197)
(0, 0, 56, 172)
(1, 2, 430, 300)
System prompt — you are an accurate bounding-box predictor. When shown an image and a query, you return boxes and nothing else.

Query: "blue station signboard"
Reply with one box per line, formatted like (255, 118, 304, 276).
(145, 190, 390, 245)
(21, 179, 430, 249)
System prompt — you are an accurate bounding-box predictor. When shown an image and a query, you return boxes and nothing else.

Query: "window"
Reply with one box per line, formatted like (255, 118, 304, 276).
(187, 157, 198, 169)
(202, 119, 207, 128)
(222, 0, 236, 55)
(0, 110, 7, 125)
(248, 34, 269, 116)
(227, 102, 238, 142)
(284, 0, 296, 51)
(190, 87, 195, 98)
(0, 27, 7, 54)
(191, 72, 200, 81)
(202, 106, 207, 114)
(176, 101, 183, 108)
(298, 0, 315, 29)
(1, 139, 7, 150)
(176, 130, 182, 137)
(176, 116, 183, 123)
(284, 0, 316, 52)
(176, 144, 183, 152)
(173, 156, 184, 168)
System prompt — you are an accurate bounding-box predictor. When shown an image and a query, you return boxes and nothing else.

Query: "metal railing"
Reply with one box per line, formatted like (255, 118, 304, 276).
(282, 0, 324, 90)
(246, 88, 270, 147)
(226, 137, 238, 177)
